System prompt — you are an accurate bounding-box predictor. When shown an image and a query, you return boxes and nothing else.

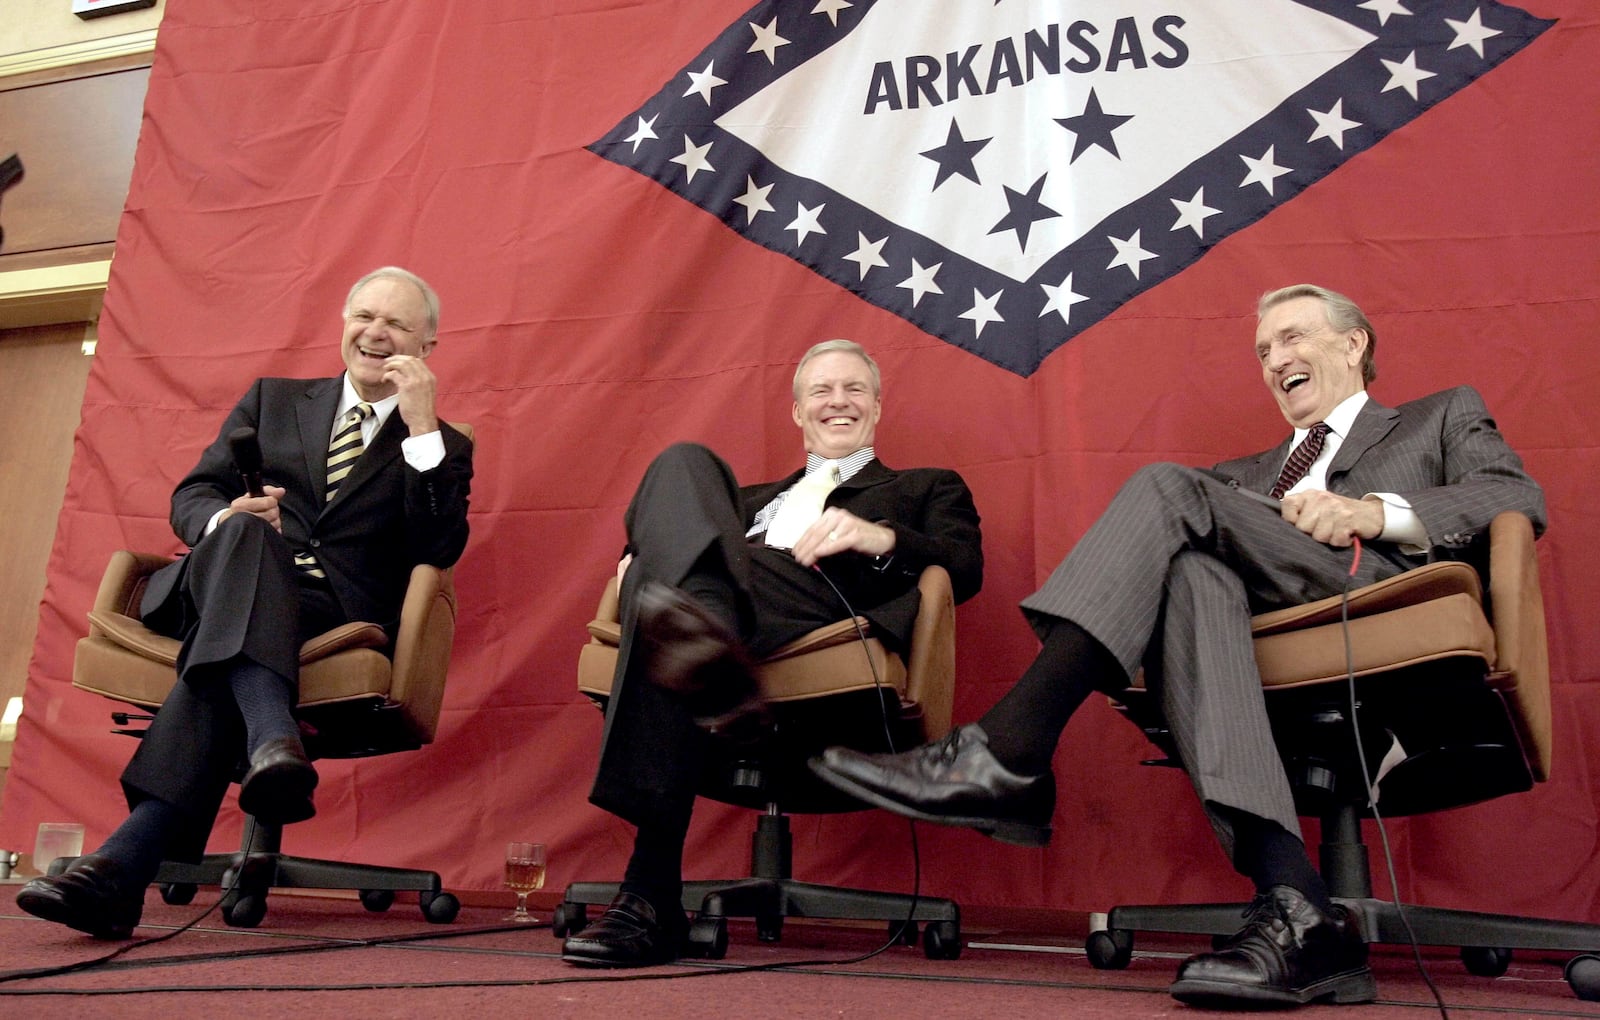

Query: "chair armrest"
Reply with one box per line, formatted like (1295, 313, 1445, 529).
(91, 550, 176, 618)
(904, 565, 956, 741)
(387, 564, 456, 744)
(1250, 560, 1482, 637)
(1488, 511, 1552, 780)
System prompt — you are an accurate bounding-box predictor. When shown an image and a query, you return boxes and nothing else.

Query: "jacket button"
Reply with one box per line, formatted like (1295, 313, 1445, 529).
(310, 539, 321, 548)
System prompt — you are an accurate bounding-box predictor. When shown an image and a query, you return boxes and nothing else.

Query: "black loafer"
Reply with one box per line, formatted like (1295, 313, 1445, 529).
(562, 891, 688, 968)
(809, 723, 1055, 846)
(636, 582, 765, 736)
(238, 736, 318, 825)
(16, 853, 144, 939)
(1170, 885, 1377, 1007)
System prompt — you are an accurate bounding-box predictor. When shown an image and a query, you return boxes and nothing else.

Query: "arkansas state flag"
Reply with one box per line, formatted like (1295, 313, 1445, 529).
(3, 0, 1597, 926)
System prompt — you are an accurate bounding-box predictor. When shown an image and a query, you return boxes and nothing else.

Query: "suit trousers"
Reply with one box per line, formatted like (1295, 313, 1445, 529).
(589, 443, 863, 830)
(121, 512, 345, 858)
(1020, 462, 1416, 851)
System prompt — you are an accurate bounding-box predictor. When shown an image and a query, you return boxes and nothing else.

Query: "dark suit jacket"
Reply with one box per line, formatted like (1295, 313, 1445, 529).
(1210, 386, 1546, 564)
(741, 458, 983, 645)
(143, 375, 474, 634)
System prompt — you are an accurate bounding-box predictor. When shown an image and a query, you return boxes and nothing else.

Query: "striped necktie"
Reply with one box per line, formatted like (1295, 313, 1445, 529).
(1269, 421, 1331, 499)
(295, 402, 372, 578)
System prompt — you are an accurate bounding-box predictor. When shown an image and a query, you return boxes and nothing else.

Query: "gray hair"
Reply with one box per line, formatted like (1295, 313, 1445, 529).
(792, 339, 881, 399)
(1258, 283, 1377, 384)
(345, 266, 440, 339)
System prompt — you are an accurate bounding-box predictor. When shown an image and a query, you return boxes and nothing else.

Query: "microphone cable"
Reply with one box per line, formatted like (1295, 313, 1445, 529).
(1340, 537, 1451, 1019)
(1, 815, 261, 985)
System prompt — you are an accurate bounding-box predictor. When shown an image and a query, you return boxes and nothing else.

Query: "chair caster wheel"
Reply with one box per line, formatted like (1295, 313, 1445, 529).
(160, 882, 197, 905)
(1461, 945, 1511, 977)
(687, 916, 728, 959)
(360, 889, 395, 912)
(224, 893, 267, 928)
(1087, 928, 1133, 969)
(923, 920, 961, 960)
(419, 890, 459, 924)
(551, 901, 587, 938)
(1566, 954, 1600, 1001)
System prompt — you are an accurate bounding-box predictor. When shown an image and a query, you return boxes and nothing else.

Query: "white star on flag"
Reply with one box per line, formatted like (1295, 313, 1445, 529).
(669, 136, 715, 181)
(1039, 273, 1089, 325)
(732, 176, 775, 223)
(1106, 230, 1158, 279)
(898, 259, 943, 307)
(959, 289, 1004, 338)
(625, 114, 659, 153)
(1307, 100, 1362, 149)
(1381, 51, 1437, 100)
(684, 62, 727, 105)
(1170, 188, 1222, 238)
(1447, 9, 1502, 58)
(810, 0, 852, 27)
(786, 202, 826, 245)
(748, 19, 790, 64)
(843, 232, 889, 280)
(1357, 0, 1412, 26)
(1240, 146, 1293, 195)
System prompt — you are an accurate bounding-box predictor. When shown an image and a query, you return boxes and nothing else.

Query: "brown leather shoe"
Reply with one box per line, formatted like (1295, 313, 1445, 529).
(238, 736, 318, 825)
(16, 853, 144, 939)
(809, 723, 1055, 846)
(1170, 885, 1376, 1007)
(561, 891, 688, 968)
(636, 582, 765, 736)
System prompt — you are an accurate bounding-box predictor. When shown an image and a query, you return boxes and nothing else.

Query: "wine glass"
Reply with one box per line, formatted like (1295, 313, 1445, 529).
(504, 841, 547, 923)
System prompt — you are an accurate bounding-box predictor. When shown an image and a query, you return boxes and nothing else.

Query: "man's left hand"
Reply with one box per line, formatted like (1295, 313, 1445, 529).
(1280, 490, 1385, 548)
(791, 507, 896, 567)
(383, 354, 439, 435)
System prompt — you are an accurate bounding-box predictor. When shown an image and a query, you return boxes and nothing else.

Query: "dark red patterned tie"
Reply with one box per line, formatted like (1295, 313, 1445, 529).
(1269, 421, 1331, 499)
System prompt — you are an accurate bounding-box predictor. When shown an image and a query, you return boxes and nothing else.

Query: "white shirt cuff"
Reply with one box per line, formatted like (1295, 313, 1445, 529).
(402, 430, 446, 472)
(1368, 492, 1428, 553)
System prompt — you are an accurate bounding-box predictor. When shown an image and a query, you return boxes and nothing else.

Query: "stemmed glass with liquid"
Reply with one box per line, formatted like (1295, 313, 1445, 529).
(504, 841, 547, 923)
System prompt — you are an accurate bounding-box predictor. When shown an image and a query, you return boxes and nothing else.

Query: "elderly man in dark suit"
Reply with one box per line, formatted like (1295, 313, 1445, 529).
(562, 339, 983, 968)
(812, 285, 1545, 1009)
(18, 266, 473, 939)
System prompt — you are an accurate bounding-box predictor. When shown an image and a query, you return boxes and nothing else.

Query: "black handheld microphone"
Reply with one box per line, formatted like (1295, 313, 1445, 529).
(228, 426, 266, 497)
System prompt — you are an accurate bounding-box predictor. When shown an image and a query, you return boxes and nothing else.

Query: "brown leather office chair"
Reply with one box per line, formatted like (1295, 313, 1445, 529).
(67, 422, 473, 928)
(1087, 512, 1600, 1000)
(553, 565, 964, 960)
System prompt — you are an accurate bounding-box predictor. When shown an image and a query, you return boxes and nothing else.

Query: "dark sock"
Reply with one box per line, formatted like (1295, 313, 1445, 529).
(226, 657, 300, 755)
(618, 814, 690, 921)
(96, 798, 184, 891)
(1224, 807, 1332, 912)
(977, 617, 1124, 775)
(679, 548, 743, 639)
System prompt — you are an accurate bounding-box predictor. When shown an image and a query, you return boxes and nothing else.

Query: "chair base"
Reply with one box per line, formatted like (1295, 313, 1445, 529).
(148, 816, 460, 927)
(1086, 803, 1600, 1001)
(555, 812, 962, 960)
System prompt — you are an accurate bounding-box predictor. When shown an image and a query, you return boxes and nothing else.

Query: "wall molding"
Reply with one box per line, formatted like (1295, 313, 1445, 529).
(0, 260, 111, 328)
(0, 29, 157, 79)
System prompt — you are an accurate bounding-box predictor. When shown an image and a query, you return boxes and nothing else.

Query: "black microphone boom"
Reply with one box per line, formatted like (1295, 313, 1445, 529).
(228, 426, 266, 497)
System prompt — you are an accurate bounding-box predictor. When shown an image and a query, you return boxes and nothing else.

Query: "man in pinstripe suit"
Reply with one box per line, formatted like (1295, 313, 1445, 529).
(813, 284, 1545, 1008)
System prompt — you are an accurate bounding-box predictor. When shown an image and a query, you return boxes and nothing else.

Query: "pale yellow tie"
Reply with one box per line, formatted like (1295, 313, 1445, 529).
(764, 462, 841, 549)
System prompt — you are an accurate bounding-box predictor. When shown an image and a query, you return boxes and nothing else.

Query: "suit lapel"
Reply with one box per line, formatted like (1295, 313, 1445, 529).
(830, 457, 894, 499)
(297, 378, 343, 504)
(1239, 443, 1290, 495)
(1326, 397, 1399, 491)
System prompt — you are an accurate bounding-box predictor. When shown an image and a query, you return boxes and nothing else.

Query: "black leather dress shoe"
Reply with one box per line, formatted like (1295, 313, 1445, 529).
(561, 891, 688, 968)
(636, 582, 765, 736)
(808, 723, 1055, 846)
(238, 736, 318, 825)
(1169, 885, 1376, 1007)
(16, 853, 144, 939)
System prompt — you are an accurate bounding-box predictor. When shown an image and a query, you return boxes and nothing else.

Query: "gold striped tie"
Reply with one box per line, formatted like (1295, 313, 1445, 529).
(296, 402, 373, 578)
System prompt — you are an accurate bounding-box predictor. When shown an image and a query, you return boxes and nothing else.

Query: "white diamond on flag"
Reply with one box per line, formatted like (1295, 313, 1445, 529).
(589, 0, 1553, 376)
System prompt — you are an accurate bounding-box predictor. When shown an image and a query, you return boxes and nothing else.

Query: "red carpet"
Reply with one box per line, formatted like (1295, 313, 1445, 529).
(2, 886, 1597, 1018)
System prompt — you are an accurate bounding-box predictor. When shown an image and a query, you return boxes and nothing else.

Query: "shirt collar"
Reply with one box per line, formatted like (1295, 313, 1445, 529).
(804, 446, 874, 483)
(338, 373, 399, 429)
(1292, 390, 1367, 444)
